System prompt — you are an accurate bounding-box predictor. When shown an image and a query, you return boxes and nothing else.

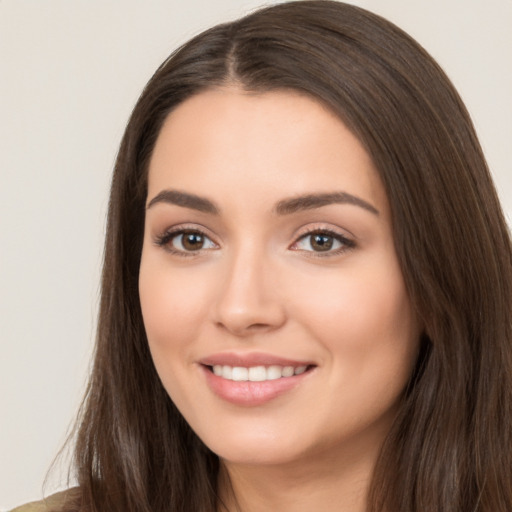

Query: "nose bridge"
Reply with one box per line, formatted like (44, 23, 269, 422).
(213, 238, 285, 335)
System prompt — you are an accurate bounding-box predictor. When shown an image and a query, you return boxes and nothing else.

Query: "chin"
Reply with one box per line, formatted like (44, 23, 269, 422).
(217, 445, 302, 467)
(199, 427, 305, 467)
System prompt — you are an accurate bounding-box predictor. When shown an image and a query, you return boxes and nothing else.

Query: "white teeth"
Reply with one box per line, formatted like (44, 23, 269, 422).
(282, 366, 294, 377)
(210, 364, 309, 381)
(267, 365, 282, 380)
(248, 366, 267, 382)
(232, 367, 248, 381)
(223, 365, 232, 379)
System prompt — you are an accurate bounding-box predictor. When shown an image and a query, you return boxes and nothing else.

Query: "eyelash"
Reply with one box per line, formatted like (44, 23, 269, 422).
(154, 227, 217, 257)
(153, 226, 356, 257)
(291, 228, 356, 257)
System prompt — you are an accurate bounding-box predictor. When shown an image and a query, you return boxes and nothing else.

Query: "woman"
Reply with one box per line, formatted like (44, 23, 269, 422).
(14, 1, 512, 511)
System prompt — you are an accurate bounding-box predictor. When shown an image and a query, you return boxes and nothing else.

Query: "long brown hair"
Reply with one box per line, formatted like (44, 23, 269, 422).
(62, 2, 512, 510)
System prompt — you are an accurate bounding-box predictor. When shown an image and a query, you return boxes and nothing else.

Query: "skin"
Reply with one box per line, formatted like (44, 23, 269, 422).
(139, 87, 420, 511)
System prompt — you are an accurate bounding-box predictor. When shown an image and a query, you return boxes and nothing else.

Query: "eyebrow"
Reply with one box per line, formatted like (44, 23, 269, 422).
(147, 190, 219, 214)
(146, 189, 379, 216)
(274, 192, 379, 216)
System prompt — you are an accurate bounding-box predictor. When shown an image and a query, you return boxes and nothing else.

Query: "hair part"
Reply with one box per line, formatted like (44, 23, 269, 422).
(60, 2, 512, 511)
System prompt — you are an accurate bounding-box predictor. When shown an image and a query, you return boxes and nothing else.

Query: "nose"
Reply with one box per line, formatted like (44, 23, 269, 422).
(212, 245, 287, 337)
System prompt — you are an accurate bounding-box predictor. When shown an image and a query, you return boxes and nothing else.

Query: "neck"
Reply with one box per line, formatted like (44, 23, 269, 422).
(217, 444, 377, 512)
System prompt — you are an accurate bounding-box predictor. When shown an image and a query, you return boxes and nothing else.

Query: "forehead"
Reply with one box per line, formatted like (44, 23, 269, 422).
(147, 87, 388, 217)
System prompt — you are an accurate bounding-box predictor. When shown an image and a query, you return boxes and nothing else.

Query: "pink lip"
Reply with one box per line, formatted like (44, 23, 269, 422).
(198, 352, 316, 407)
(200, 351, 313, 367)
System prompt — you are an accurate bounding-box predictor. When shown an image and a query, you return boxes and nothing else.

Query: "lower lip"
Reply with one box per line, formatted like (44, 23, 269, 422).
(201, 365, 312, 406)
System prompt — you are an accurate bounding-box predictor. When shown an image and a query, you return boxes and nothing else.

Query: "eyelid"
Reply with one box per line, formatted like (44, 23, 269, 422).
(289, 225, 356, 256)
(153, 223, 220, 256)
(152, 222, 355, 257)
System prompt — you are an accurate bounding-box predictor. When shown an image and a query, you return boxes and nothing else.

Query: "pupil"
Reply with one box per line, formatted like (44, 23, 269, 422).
(311, 234, 333, 251)
(182, 233, 204, 250)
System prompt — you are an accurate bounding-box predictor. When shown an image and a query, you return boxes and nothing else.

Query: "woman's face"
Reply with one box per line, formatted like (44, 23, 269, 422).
(139, 87, 419, 469)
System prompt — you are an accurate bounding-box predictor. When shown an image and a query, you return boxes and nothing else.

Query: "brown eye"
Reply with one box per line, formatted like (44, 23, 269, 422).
(159, 230, 217, 253)
(180, 232, 205, 251)
(292, 230, 354, 254)
(310, 234, 334, 251)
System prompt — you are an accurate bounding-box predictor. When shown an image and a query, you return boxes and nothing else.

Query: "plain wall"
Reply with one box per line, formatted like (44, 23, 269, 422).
(1, 0, 510, 509)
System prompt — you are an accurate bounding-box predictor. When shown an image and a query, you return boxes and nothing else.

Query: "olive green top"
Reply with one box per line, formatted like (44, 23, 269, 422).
(10, 502, 47, 512)
(10, 491, 69, 512)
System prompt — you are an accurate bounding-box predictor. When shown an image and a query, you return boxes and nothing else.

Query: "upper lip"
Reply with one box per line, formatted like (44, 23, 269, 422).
(199, 352, 315, 368)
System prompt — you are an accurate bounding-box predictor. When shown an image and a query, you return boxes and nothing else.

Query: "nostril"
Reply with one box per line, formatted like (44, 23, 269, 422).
(247, 323, 273, 330)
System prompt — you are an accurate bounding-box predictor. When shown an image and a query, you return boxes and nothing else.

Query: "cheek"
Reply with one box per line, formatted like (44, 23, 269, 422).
(138, 259, 211, 407)
(294, 266, 419, 436)
(290, 257, 418, 376)
(138, 258, 211, 360)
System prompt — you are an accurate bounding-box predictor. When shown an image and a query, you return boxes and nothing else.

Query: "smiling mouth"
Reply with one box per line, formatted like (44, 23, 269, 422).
(206, 364, 314, 382)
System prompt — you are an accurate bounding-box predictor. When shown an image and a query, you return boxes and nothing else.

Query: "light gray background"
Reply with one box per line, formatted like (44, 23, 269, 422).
(1, 0, 510, 509)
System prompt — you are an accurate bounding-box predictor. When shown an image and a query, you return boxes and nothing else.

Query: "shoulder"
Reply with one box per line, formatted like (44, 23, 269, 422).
(10, 490, 75, 512)
(10, 502, 46, 512)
